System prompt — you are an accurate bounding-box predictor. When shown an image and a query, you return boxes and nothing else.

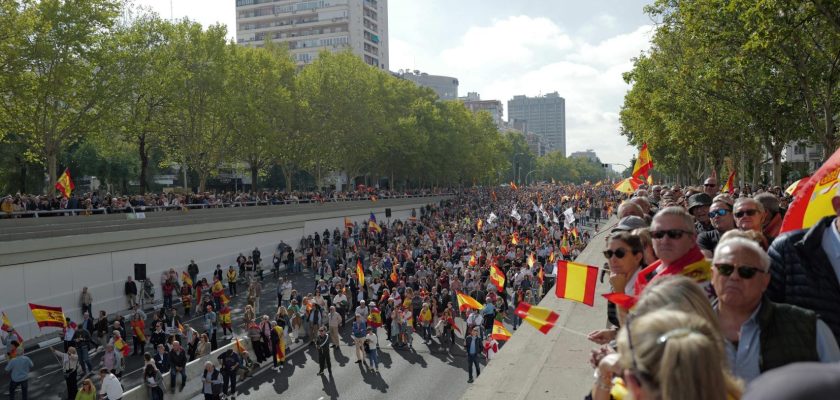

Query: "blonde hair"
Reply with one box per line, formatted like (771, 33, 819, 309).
(617, 310, 738, 400)
(633, 275, 719, 330)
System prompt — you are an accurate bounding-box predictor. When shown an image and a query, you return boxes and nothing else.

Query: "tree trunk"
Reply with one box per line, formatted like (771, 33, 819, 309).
(771, 147, 783, 187)
(281, 165, 293, 192)
(138, 132, 149, 193)
(48, 153, 57, 197)
(198, 173, 207, 193)
(250, 163, 259, 192)
(823, 99, 837, 161)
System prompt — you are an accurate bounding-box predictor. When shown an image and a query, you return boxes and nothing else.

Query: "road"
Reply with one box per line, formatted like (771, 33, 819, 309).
(1, 267, 317, 400)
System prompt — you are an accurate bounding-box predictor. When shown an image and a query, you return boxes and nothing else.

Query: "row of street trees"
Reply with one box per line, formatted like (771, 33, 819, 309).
(0, 0, 605, 195)
(620, 0, 840, 186)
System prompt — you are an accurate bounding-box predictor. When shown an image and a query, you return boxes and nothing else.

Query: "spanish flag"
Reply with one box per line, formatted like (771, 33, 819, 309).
(491, 320, 512, 341)
(456, 291, 483, 312)
(367, 308, 382, 328)
(781, 148, 840, 233)
(344, 217, 354, 229)
(370, 194, 378, 203)
(114, 337, 130, 356)
(131, 319, 146, 343)
(548, 251, 555, 263)
(555, 261, 598, 306)
(468, 255, 477, 267)
(560, 235, 570, 256)
(356, 258, 365, 287)
(477, 219, 483, 231)
(212, 280, 224, 297)
(514, 302, 559, 334)
(28, 303, 66, 329)
(538, 266, 545, 285)
(510, 181, 518, 190)
(527, 253, 536, 268)
(1, 312, 23, 344)
(220, 293, 230, 305)
(721, 170, 736, 194)
(447, 317, 462, 336)
(220, 305, 232, 328)
(273, 325, 286, 362)
(181, 271, 193, 287)
(369, 220, 382, 233)
(234, 337, 247, 354)
(489, 264, 505, 292)
(390, 263, 398, 284)
(631, 143, 654, 180)
(511, 233, 519, 245)
(55, 168, 75, 198)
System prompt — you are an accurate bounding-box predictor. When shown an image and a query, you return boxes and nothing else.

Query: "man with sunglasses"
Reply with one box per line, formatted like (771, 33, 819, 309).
(703, 177, 718, 197)
(733, 198, 765, 233)
(698, 195, 736, 258)
(634, 207, 714, 301)
(712, 237, 839, 383)
(767, 187, 840, 344)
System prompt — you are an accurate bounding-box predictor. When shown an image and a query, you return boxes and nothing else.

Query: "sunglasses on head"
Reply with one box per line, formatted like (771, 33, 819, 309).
(734, 209, 759, 218)
(708, 209, 730, 218)
(714, 263, 767, 279)
(603, 248, 634, 259)
(650, 229, 691, 240)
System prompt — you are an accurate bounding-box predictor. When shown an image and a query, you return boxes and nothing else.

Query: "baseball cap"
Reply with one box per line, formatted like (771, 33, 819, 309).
(611, 216, 648, 233)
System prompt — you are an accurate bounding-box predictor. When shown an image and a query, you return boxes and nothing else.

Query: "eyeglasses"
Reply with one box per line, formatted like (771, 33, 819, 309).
(714, 263, 767, 279)
(708, 209, 730, 219)
(650, 229, 691, 240)
(603, 248, 634, 259)
(734, 209, 759, 218)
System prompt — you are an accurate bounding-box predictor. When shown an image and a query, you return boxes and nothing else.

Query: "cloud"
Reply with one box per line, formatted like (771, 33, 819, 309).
(439, 16, 574, 70)
(406, 17, 654, 164)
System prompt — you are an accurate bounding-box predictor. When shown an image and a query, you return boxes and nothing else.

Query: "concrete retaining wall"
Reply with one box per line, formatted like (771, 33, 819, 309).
(0, 202, 427, 342)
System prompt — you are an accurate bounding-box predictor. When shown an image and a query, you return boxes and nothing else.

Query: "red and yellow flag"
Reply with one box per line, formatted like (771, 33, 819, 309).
(477, 219, 483, 231)
(548, 251, 555, 263)
(367, 308, 382, 328)
(344, 217, 353, 229)
(511, 233, 519, 245)
(447, 317, 462, 336)
(510, 181, 518, 190)
(468, 255, 477, 267)
(721, 170, 736, 194)
(114, 337, 130, 356)
(614, 177, 643, 194)
(55, 168, 75, 198)
(631, 143, 653, 180)
(490, 190, 497, 202)
(220, 293, 230, 305)
(781, 147, 840, 234)
(1, 312, 23, 344)
(560, 235, 570, 256)
(527, 253, 536, 268)
(538, 266, 545, 285)
(489, 264, 505, 292)
(785, 176, 809, 197)
(273, 326, 286, 362)
(370, 195, 378, 203)
(390, 263, 398, 284)
(491, 320, 512, 341)
(178, 322, 185, 335)
(555, 261, 598, 306)
(234, 337, 247, 353)
(456, 291, 484, 312)
(28, 303, 66, 329)
(369, 220, 382, 233)
(356, 258, 365, 287)
(514, 302, 559, 334)
(181, 271, 193, 288)
(220, 305, 232, 328)
(131, 319, 146, 343)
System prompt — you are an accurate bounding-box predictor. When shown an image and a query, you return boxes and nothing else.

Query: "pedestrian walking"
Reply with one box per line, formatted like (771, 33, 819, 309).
(352, 314, 367, 363)
(365, 327, 379, 372)
(5, 347, 33, 400)
(217, 349, 240, 398)
(465, 327, 481, 383)
(316, 327, 332, 376)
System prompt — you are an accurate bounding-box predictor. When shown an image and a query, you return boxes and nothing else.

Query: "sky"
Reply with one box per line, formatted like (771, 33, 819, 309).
(132, 0, 655, 167)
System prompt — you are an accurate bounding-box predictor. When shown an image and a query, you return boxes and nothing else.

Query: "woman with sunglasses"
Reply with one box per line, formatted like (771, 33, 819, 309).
(74, 378, 96, 400)
(588, 232, 646, 345)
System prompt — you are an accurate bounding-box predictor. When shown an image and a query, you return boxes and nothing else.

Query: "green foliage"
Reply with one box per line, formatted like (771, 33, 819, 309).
(537, 151, 606, 184)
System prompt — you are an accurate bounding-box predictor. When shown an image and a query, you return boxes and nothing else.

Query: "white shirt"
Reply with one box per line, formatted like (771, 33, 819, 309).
(101, 373, 123, 400)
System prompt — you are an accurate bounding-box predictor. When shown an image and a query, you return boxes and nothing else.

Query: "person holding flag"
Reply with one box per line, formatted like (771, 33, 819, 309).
(2, 312, 24, 360)
(270, 321, 286, 367)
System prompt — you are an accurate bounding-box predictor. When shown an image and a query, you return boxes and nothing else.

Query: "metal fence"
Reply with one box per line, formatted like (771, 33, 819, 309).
(2, 192, 452, 218)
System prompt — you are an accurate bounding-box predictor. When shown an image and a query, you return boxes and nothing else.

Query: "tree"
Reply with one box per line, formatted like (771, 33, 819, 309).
(0, 0, 122, 193)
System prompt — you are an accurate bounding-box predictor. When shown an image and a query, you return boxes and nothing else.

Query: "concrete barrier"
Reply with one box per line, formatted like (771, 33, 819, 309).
(122, 336, 257, 400)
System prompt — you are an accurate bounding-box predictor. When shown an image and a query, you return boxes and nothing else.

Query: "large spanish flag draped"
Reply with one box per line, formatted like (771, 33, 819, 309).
(114, 337, 130, 356)
(131, 319, 146, 343)
(614, 177, 643, 194)
(273, 325, 286, 362)
(456, 291, 484, 312)
(514, 303, 559, 334)
(28, 303, 66, 329)
(55, 168, 75, 198)
(634, 246, 711, 294)
(181, 271, 193, 287)
(356, 258, 365, 287)
(555, 261, 598, 306)
(367, 307, 382, 328)
(489, 264, 506, 292)
(721, 170, 736, 194)
(491, 320, 512, 341)
(631, 143, 653, 180)
(781, 147, 840, 234)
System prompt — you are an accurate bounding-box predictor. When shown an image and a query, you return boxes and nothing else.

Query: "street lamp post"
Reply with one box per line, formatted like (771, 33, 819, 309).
(525, 169, 538, 185)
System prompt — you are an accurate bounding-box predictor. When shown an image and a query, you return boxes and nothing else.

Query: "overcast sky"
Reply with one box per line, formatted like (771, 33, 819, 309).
(133, 0, 654, 166)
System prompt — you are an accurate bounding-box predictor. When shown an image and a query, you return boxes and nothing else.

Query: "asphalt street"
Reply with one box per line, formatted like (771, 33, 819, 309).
(1, 266, 316, 400)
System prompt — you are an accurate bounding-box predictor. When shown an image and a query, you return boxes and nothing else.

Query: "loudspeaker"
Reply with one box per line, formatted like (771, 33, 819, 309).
(385, 208, 392, 218)
(134, 263, 147, 281)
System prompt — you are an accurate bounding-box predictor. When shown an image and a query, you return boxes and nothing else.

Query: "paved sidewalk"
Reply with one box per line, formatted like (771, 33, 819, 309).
(462, 217, 616, 400)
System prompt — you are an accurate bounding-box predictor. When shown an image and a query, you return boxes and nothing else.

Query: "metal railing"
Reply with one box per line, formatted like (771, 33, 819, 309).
(1, 192, 453, 219)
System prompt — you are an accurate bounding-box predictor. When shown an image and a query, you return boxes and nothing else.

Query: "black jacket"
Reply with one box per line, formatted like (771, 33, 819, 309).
(154, 352, 170, 373)
(125, 281, 137, 296)
(465, 335, 481, 356)
(768, 216, 840, 343)
(169, 349, 187, 369)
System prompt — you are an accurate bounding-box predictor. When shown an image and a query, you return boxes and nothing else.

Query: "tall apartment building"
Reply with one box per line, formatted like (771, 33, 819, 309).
(396, 70, 459, 100)
(460, 92, 504, 128)
(507, 92, 566, 155)
(235, 0, 389, 70)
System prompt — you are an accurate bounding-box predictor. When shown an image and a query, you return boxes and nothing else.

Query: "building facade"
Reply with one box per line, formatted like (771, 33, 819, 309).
(507, 92, 566, 155)
(396, 70, 459, 100)
(569, 149, 600, 163)
(235, 0, 389, 70)
(460, 92, 504, 128)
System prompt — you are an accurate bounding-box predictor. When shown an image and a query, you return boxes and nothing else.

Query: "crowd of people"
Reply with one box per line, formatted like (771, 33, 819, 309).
(3, 182, 610, 400)
(0, 187, 447, 217)
(7, 174, 834, 400)
(585, 177, 840, 400)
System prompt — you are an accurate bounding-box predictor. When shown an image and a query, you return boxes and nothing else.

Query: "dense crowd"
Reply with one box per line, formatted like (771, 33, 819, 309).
(0, 188, 447, 217)
(585, 177, 840, 400)
(2, 183, 613, 400)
